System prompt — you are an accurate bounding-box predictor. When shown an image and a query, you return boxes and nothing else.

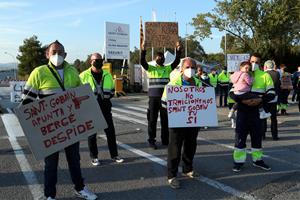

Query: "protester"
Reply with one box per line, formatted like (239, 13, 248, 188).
(230, 53, 275, 172)
(291, 66, 300, 103)
(228, 61, 271, 119)
(208, 68, 218, 94)
(22, 40, 97, 200)
(218, 67, 230, 107)
(161, 57, 201, 189)
(263, 60, 280, 140)
(80, 53, 124, 166)
(140, 41, 182, 149)
(196, 64, 211, 87)
(278, 64, 293, 115)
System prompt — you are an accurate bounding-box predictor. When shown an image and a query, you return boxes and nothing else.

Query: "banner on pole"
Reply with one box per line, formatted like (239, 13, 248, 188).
(166, 86, 218, 128)
(15, 84, 107, 160)
(105, 22, 130, 60)
(145, 22, 178, 48)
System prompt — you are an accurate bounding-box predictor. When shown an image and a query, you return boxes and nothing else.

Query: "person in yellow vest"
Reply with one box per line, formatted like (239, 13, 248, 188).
(22, 41, 97, 200)
(278, 64, 293, 115)
(80, 53, 124, 166)
(140, 42, 182, 149)
(218, 67, 230, 107)
(208, 68, 218, 94)
(230, 53, 275, 172)
(161, 57, 201, 189)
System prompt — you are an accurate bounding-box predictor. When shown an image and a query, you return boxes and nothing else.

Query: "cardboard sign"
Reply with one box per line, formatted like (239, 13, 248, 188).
(227, 54, 250, 72)
(145, 22, 178, 48)
(15, 84, 107, 160)
(10, 81, 26, 102)
(166, 86, 218, 128)
(105, 22, 130, 59)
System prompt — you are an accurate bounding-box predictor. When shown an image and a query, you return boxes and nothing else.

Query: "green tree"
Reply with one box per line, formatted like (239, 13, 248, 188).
(17, 35, 47, 76)
(191, 0, 300, 64)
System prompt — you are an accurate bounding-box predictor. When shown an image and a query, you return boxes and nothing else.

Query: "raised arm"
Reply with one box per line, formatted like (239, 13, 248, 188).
(171, 42, 182, 70)
(140, 42, 149, 70)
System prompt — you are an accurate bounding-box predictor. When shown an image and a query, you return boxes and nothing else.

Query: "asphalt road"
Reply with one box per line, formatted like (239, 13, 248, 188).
(0, 87, 299, 200)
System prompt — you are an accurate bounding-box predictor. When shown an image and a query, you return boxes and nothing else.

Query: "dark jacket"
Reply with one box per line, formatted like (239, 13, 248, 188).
(266, 70, 280, 95)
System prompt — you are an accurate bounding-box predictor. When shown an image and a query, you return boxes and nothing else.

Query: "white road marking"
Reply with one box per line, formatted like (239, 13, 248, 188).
(1, 114, 24, 137)
(99, 134, 258, 200)
(1, 114, 44, 199)
(6, 108, 13, 113)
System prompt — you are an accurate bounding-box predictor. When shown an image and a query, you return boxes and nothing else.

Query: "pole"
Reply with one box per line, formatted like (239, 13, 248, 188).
(4, 52, 17, 80)
(224, 22, 227, 67)
(185, 23, 188, 57)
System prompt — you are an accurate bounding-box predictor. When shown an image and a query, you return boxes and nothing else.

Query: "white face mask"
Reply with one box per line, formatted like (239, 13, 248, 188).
(50, 54, 64, 67)
(252, 63, 259, 71)
(183, 68, 195, 78)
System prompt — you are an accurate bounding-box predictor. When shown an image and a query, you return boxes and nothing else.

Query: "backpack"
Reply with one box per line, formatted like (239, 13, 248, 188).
(280, 72, 293, 90)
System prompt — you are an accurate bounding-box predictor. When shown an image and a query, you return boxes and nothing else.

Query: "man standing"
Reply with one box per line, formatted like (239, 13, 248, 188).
(217, 67, 230, 107)
(22, 41, 97, 200)
(263, 60, 280, 140)
(208, 68, 218, 93)
(292, 66, 300, 103)
(140, 42, 182, 149)
(161, 57, 201, 189)
(80, 53, 124, 166)
(230, 53, 275, 172)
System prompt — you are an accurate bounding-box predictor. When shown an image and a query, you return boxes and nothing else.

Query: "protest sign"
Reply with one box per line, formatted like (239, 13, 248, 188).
(145, 22, 178, 48)
(227, 54, 250, 72)
(166, 86, 218, 128)
(10, 81, 26, 102)
(15, 84, 107, 160)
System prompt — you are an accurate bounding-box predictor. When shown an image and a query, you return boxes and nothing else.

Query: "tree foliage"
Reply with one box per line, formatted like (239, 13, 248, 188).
(191, 0, 300, 64)
(17, 35, 47, 76)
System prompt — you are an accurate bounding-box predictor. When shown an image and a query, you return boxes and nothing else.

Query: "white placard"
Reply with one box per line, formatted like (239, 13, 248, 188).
(15, 84, 107, 160)
(10, 81, 26, 102)
(227, 54, 250, 72)
(166, 86, 218, 128)
(105, 22, 130, 60)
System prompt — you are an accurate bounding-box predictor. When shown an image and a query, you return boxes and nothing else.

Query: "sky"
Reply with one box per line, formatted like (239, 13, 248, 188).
(0, 0, 224, 64)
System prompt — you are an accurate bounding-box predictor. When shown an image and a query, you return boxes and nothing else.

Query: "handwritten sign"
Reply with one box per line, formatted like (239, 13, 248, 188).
(10, 81, 26, 102)
(227, 54, 250, 72)
(15, 84, 107, 160)
(145, 22, 178, 48)
(166, 86, 218, 128)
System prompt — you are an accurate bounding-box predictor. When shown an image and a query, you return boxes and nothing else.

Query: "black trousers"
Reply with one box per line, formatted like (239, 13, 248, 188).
(262, 103, 278, 139)
(219, 85, 228, 107)
(278, 89, 290, 105)
(44, 142, 84, 198)
(147, 97, 169, 144)
(88, 100, 118, 159)
(235, 110, 262, 149)
(167, 127, 199, 179)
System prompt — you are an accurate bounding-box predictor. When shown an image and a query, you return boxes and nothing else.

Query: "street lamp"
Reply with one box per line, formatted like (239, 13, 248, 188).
(4, 52, 17, 80)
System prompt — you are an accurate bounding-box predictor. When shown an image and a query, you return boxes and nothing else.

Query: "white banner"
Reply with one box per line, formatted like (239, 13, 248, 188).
(227, 54, 250, 72)
(15, 84, 107, 160)
(105, 22, 130, 60)
(166, 86, 218, 128)
(10, 81, 26, 102)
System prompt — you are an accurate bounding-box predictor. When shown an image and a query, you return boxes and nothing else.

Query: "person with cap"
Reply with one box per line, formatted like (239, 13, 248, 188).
(140, 42, 182, 149)
(22, 40, 97, 200)
(80, 53, 124, 166)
